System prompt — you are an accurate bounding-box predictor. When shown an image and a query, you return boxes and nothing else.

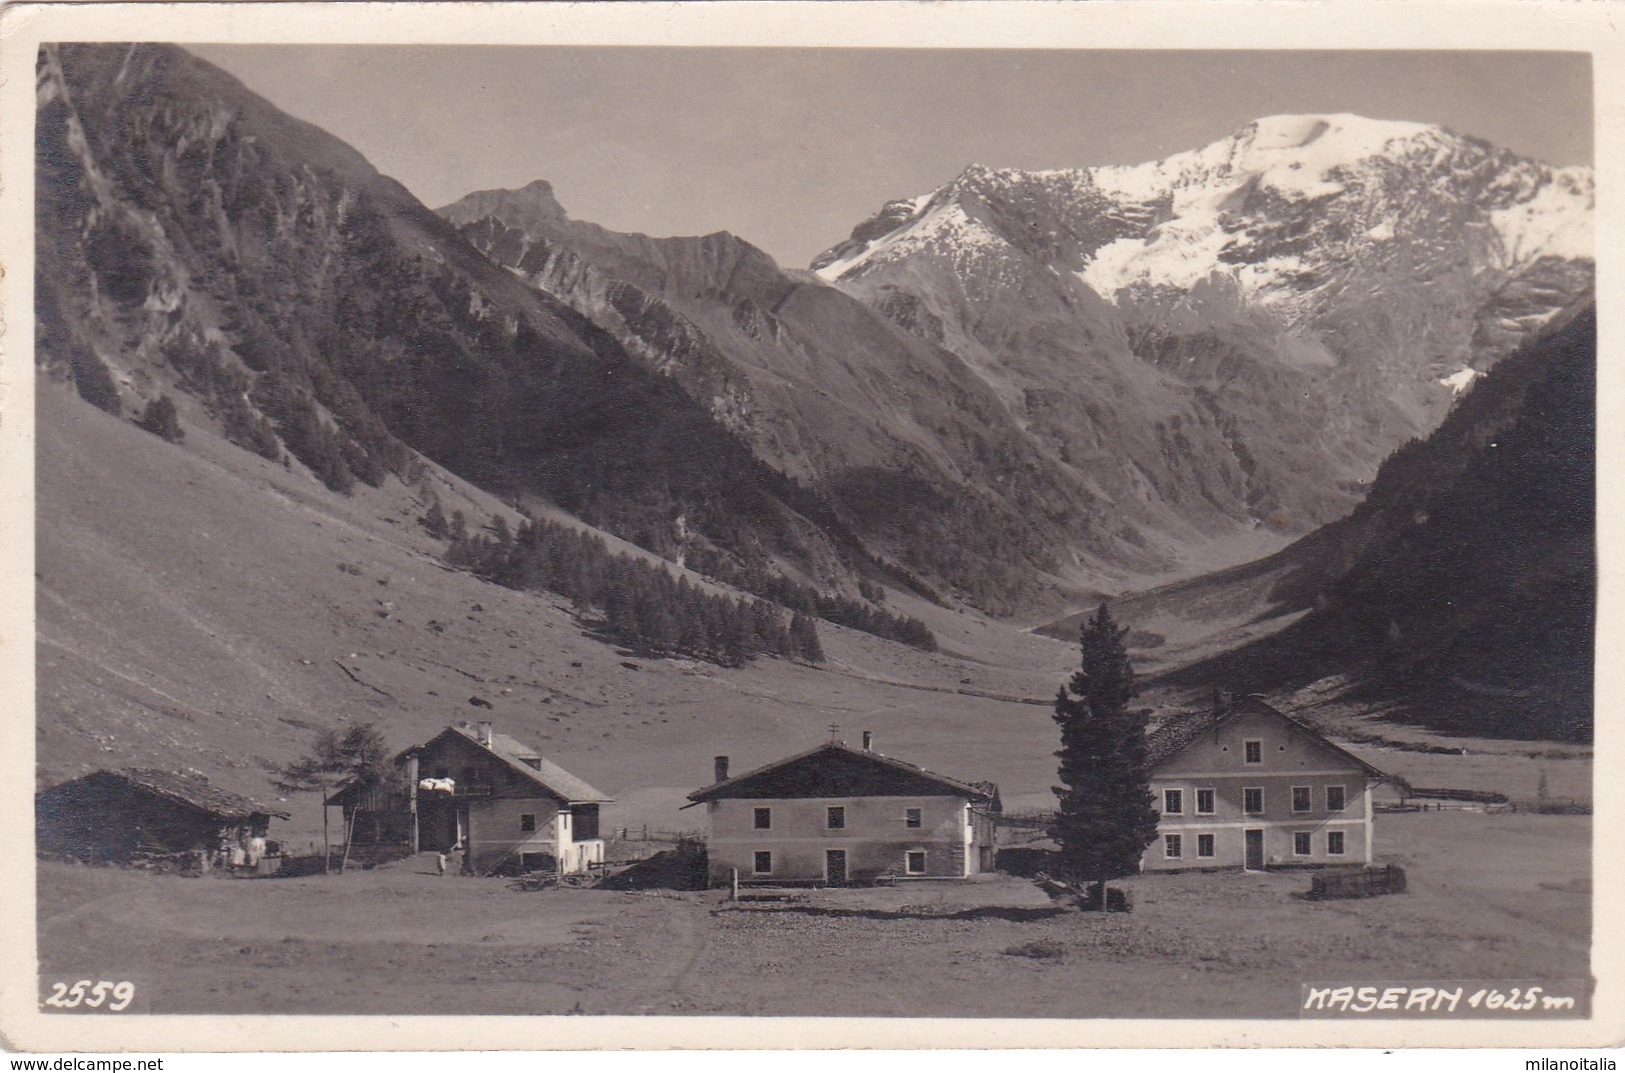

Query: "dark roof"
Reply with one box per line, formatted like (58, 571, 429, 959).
(52, 769, 290, 820)
(687, 741, 997, 805)
(447, 724, 612, 803)
(1146, 709, 1228, 769)
(1145, 695, 1388, 778)
(385, 724, 611, 805)
(969, 780, 1004, 813)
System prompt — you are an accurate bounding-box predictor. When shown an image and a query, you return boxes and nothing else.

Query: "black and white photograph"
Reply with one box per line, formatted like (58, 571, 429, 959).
(1, 0, 1615, 1054)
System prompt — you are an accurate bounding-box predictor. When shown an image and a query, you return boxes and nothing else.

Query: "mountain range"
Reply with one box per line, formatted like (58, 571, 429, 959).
(32, 43, 1596, 764)
(36, 42, 900, 610)
(815, 113, 1591, 553)
(439, 182, 1101, 613)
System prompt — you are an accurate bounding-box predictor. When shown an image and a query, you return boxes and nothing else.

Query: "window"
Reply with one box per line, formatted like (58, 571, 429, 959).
(753, 851, 773, 875)
(1163, 789, 1184, 815)
(1244, 740, 1263, 764)
(1326, 786, 1346, 812)
(753, 807, 772, 830)
(1327, 831, 1346, 855)
(1196, 788, 1215, 815)
(1243, 787, 1265, 814)
(1292, 786, 1312, 813)
(1197, 833, 1215, 858)
(826, 806, 846, 830)
(905, 808, 922, 829)
(519, 813, 536, 833)
(574, 804, 600, 841)
(906, 850, 927, 874)
(1164, 834, 1183, 859)
(1294, 832, 1312, 856)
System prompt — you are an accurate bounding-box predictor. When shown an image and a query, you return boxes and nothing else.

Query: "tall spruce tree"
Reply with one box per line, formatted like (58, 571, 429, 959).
(1051, 602, 1158, 906)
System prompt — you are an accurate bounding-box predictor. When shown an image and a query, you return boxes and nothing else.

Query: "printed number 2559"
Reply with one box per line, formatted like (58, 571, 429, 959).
(44, 980, 135, 1011)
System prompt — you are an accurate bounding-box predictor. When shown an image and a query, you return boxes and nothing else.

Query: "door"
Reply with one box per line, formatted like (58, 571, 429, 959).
(421, 801, 458, 851)
(825, 849, 848, 886)
(1244, 828, 1265, 870)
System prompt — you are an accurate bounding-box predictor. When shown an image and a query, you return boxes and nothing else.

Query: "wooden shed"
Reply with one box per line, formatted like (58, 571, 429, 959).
(37, 768, 289, 870)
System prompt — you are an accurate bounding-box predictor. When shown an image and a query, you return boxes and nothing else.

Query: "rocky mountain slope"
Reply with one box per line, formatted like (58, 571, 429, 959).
(440, 183, 1138, 613)
(34, 42, 879, 611)
(815, 113, 1593, 549)
(1147, 304, 1595, 741)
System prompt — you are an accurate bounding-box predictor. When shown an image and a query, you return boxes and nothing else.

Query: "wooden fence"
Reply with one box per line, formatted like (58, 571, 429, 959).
(1406, 788, 1508, 804)
(612, 826, 704, 844)
(1308, 864, 1407, 900)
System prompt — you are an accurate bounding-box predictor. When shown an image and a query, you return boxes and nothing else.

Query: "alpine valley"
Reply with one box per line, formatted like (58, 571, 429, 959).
(813, 113, 1591, 559)
(33, 40, 1595, 816)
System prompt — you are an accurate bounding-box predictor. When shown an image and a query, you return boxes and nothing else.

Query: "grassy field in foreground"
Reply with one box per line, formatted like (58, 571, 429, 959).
(36, 809, 1588, 1019)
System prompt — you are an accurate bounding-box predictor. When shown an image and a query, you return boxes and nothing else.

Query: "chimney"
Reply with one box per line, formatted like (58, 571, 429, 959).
(477, 720, 493, 747)
(862, 731, 874, 752)
(714, 756, 730, 783)
(1212, 689, 1232, 713)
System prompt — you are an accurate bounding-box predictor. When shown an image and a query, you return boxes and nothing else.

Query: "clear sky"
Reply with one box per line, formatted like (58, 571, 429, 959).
(188, 46, 1593, 268)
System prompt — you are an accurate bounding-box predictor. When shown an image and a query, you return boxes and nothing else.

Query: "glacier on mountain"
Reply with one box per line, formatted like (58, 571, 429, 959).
(815, 112, 1593, 313)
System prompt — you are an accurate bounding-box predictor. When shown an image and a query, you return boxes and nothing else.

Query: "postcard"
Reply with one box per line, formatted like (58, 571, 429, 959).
(1, 0, 1616, 1055)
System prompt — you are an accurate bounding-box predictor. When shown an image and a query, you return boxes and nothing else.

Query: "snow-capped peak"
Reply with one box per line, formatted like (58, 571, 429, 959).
(1242, 112, 1433, 158)
(812, 111, 1592, 325)
(1086, 113, 1437, 204)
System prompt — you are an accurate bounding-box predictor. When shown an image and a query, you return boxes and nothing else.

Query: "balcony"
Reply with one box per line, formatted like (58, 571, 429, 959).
(416, 781, 496, 800)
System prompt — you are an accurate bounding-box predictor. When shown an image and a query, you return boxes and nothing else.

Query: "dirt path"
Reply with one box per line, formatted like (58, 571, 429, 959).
(624, 897, 708, 1015)
(34, 809, 1590, 1019)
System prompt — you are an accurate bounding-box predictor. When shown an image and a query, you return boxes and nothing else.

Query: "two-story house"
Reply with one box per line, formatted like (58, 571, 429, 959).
(1141, 694, 1388, 872)
(330, 720, 611, 875)
(686, 733, 1000, 886)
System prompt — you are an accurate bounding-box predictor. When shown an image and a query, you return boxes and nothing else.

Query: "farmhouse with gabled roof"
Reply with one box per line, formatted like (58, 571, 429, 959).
(329, 720, 611, 876)
(1142, 693, 1388, 872)
(687, 732, 1000, 886)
